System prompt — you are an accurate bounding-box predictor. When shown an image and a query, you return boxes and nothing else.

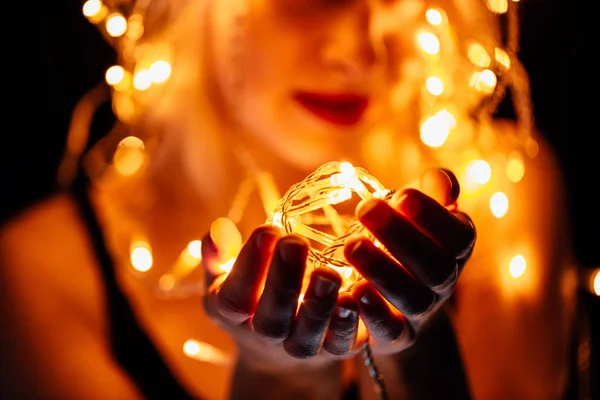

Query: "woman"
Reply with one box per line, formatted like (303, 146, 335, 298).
(0, 0, 577, 399)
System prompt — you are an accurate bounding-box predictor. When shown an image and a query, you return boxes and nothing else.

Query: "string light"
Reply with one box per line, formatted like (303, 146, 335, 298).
(130, 241, 153, 272)
(592, 270, 600, 296)
(420, 109, 456, 148)
(149, 60, 172, 83)
(467, 43, 491, 68)
(494, 47, 511, 69)
(266, 161, 394, 291)
(425, 8, 445, 26)
(470, 69, 498, 94)
(425, 76, 444, 96)
(183, 339, 231, 366)
(487, 0, 509, 14)
(417, 31, 441, 55)
(509, 255, 526, 278)
(105, 13, 128, 37)
(490, 192, 509, 218)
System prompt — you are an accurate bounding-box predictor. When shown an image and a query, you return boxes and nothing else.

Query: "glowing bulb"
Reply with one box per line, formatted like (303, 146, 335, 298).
(82, 0, 102, 17)
(105, 65, 125, 86)
(127, 14, 145, 40)
(465, 160, 492, 185)
(420, 110, 455, 148)
(149, 61, 172, 83)
(470, 69, 497, 94)
(417, 32, 440, 55)
(425, 76, 444, 96)
(509, 255, 526, 278)
(425, 9, 444, 25)
(506, 152, 525, 183)
(467, 43, 491, 68)
(133, 69, 152, 91)
(490, 192, 509, 218)
(495, 47, 511, 69)
(105, 13, 128, 37)
(114, 136, 145, 176)
(183, 339, 230, 366)
(187, 240, 202, 259)
(487, 0, 509, 14)
(592, 270, 600, 296)
(130, 242, 153, 272)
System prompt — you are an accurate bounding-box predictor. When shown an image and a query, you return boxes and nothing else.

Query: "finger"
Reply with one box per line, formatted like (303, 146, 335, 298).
(351, 281, 408, 343)
(253, 235, 309, 342)
(391, 189, 476, 261)
(419, 168, 460, 207)
(201, 233, 222, 291)
(216, 226, 281, 324)
(357, 199, 457, 291)
(322, 293, 359, 356)
(283, 268, 341, 359)
(344, 237, 435, 319)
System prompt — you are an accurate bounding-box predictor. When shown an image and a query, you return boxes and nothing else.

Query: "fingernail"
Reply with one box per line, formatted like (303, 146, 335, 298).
(255, 228, 279, 252)
(348, 239, 368, 260)
(359, 288, 375, 305)
(357, 199, 392, 230)
(278, 237, 307, 264)
(393, 190, 422, 219)
(313, 275, 339, 298)
(335, 306, 353, 318)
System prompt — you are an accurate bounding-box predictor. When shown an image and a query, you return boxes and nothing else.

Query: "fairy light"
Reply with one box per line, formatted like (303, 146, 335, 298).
(425, 76, 444, 96)
(105, 65, 125, 86)
(420, 109, 456, 148)
(487, 0, 509, 14)
(133, 69, 152, 91)
(592, 270, 600, 296)
(149, 60, 172, 83)
(425, 8, 444, 25)
(506, 151, 525, 182)
(130, 241, 153, 272)
(183, 339, 230, 366)
(465, 159, 492, 185)
(470, 69, 498, 94)
(495, 47, 511, 69)
(82, 0, 102, 18)
(266, 161, 394, 291)
(509, 255, 526, 278)
(113, 136, 146, 176)
(417, 31, 441, 55)
(467, 43, 491, 68)
(105, 13, 128, 37)
(490, 192, 509, 218)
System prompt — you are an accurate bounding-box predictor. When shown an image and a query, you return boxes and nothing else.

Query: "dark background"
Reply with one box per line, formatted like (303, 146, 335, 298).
(0, 0, 596, 398)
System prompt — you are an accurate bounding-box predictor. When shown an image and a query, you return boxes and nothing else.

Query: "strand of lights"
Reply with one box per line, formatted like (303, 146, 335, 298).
(266, 161, 394, 292)
(81, 0, 173, 122)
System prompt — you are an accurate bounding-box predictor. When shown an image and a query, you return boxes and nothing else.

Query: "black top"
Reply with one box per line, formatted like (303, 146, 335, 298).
(71, 175, 195, 400)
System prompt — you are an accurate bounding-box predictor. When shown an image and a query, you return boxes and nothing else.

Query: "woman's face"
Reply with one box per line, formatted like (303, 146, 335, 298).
(211, 0, 427, 170)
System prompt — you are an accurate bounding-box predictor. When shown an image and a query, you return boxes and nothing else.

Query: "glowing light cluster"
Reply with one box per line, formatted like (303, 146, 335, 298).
(266, 161, 393, 291)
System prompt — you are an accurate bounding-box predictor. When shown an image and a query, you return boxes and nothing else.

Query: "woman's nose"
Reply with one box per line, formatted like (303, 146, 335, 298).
(320, 4, 383, 82)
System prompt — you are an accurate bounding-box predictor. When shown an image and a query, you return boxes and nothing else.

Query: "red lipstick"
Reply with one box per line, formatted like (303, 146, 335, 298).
(294, 92, 369, 126)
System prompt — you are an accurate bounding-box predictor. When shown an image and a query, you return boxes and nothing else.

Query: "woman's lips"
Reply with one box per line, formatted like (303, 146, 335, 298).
(294, 92, 369, 126)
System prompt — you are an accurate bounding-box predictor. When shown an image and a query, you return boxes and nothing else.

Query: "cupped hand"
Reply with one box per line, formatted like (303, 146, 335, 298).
(344, 168, 476, 355)
(201, 223, 363, 370)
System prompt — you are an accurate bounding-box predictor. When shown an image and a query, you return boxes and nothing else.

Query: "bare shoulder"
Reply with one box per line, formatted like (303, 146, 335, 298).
(0, 193, 105, 325)
(0, 194, 142, 399)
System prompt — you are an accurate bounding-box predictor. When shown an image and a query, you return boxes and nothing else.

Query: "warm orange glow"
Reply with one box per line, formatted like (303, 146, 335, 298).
(425, 76, 444, 96)
(133, 69, 152, 91)
(417, 31, 440, 55)
(127, 14, 145, 40)
(487, 0, 508, 14)
(420, 110, 456, 148)
(105, 65, 125, 86)
(130, 241, 153, 272)
(425, 9, 444, 25)
(105, 13, 128, 37)
(495, 47, 511, 69)
(149, 61, 172, 83)
(509, 255, 526, 278)
(506, 152, 525, 183)
(82, 0, 101, 17)
(470, 69, 497, 94)
(467, 43, 491, 68)
(182, 339, 230, 365)
(465, 159, 492, 185)
(187, 240, 202, 259)
(114, 136, 145, 176)
(592, 270, 600, 296)
(219, 258, 236, 274)
(490, 192, 509, 218)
